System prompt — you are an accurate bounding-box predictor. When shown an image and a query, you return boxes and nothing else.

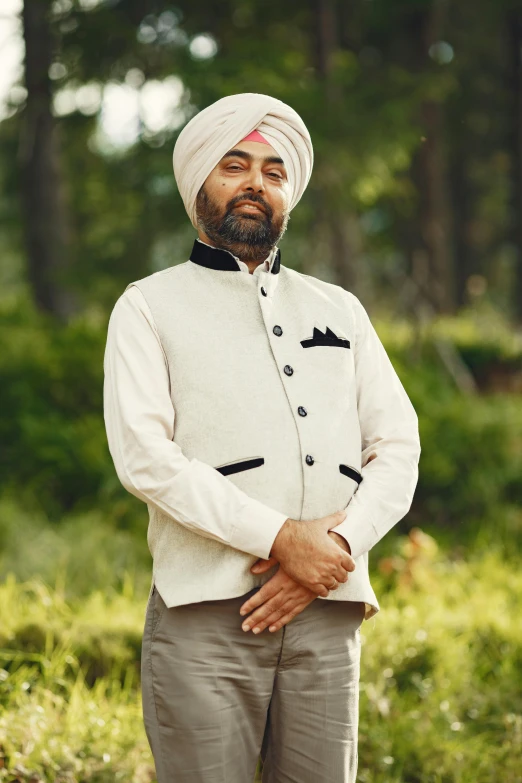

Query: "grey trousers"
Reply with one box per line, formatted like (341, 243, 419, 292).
(141, 583, 365, 783)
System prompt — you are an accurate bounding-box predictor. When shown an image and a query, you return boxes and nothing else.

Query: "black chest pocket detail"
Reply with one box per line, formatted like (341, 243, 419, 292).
(339, 464, 363, 484)
(215, 457, 264, 476)
(301, 326, 351, 349)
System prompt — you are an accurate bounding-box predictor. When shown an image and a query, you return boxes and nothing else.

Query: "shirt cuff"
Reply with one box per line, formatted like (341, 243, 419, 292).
(229, 500, 289, 560)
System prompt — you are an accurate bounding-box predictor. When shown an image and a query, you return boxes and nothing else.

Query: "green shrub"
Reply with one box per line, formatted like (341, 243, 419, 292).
(0, 298, 115, 518)
(0, 499, 151, 600)
(414, 394, 522, 531)
(1, 297, 522, 553)
(1, 540, 521, 782)
(0, 572, 147, 688)
(356, 539, 522, 782)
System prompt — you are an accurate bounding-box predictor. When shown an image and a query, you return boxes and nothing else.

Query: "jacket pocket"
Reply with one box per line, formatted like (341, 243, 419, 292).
(215, 457, 265, 476)
(339, 463, 363, 484)
(151, 585, 167, 640)
(301, 326, 351, 349)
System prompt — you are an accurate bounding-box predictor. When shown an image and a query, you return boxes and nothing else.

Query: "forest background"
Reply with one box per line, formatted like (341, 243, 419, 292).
(0, 0, 521, 781)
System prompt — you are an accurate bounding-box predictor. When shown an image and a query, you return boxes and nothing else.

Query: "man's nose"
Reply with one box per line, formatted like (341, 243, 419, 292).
(243, 167, 265, 192)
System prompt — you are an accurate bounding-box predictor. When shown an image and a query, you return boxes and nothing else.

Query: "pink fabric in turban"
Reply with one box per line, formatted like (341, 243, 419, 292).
(241, 129, 271, 145)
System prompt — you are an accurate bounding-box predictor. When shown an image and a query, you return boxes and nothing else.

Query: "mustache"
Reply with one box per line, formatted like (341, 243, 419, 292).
(226, 193, 273, 219)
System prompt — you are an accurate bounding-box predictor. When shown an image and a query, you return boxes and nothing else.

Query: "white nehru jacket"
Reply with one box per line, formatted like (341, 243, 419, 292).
(103, 239, 421, 621)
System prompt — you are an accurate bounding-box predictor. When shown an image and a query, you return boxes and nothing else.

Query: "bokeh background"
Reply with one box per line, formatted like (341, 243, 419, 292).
(1, 1, 521, 781)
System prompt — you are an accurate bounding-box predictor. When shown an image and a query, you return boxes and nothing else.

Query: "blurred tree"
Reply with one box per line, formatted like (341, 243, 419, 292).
(0, 0, 521, 319)
(505, 4, 522, 322)
(407, 0, 458, 314)
(20, 0, 76, 319)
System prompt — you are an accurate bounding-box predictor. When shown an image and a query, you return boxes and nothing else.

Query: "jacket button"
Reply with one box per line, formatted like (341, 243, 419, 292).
(260, 286, 267, 297)
(305, 454, 314, 465)
(273, 325, 283, 336)
(284, 365, 293, 376)
(298, 406, 307, 416)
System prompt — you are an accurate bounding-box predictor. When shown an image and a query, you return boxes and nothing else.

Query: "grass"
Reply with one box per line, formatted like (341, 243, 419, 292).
(0, 531, 521, 782)
(356, 536, 522, 782)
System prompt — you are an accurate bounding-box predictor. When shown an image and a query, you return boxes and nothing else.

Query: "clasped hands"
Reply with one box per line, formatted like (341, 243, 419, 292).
(239, 510, 355, 635)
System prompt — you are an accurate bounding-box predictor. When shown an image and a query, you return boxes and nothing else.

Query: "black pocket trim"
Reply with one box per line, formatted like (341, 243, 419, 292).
(301, 326, 350, 349)
(339, 464, 363, 484)
(215, 457, 265, 476)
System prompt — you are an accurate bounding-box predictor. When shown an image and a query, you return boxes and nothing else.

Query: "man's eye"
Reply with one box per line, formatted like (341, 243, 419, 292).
(227, 165, 242, 171)
(269, 172, 283, 179)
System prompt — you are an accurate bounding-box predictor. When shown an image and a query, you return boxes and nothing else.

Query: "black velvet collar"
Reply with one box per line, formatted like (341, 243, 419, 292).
(189, 239, 281, 275)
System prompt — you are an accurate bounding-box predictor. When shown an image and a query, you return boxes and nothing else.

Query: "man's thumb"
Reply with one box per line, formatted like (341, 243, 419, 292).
(251, 556, 278, 574)
(320, 509, 347, 530)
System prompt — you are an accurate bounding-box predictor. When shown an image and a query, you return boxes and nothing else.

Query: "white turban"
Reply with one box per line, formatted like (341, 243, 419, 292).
(173, 92, 314, 229)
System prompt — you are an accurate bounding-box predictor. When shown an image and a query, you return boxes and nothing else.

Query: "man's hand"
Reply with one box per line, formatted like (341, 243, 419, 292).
(238, 527, 354, 634)
(268, 510, 356, 597)
(239, 563, 317, 634)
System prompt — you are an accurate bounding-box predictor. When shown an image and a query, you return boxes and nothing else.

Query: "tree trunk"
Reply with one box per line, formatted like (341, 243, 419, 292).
(313, 0, 361, 294)
(407, 0, 457, 314)
(506, 9, 522, 324)
(416, 99, 457, 313)
(449, 133, 474, 309)
(19, 0, 75, 319)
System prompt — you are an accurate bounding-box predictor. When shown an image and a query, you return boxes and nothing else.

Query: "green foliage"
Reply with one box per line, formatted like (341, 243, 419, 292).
(415, 394, 522, 529)
(0, 1, 520, 776)
(0, 573, 145, 690)
(0, 541, 521, 782)
(356, 540, 522, 782)
(2, 298, 522, 554)
(371, 310, 522, 547)
(0, 637, 150, 781)
(0, 498, 151, 603)
(3, 0, 506, 314)
(0, 297, 107, 515)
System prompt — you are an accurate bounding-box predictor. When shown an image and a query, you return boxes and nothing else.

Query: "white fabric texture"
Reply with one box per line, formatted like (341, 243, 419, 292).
(103, 247, 286, 568)
(103, 251, 421, 621)
(173, 92, 314, 228)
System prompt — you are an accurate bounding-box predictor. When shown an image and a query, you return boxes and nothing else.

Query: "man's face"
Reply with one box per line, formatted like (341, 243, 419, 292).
(195, 140, 292, 262)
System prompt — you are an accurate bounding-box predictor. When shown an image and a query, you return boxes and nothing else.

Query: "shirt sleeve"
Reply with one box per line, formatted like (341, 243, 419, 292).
(330, 292, 421, 560)
(103, 285, 289, 560)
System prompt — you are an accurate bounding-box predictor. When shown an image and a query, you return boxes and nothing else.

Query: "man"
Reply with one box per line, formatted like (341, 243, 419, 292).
(103, 92, 421, 783)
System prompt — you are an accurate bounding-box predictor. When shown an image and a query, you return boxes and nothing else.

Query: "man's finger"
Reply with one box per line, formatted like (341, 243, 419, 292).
(268, 605, 307, 633)
(334, 564, 350, 583)
(310, 582, 330, 598)
(251, 556, 278, 574)
(239, 581, 280, 616)
(321, 510, 347, 531)
(242, 595, 292, 633)
(340, 552, 356, 572)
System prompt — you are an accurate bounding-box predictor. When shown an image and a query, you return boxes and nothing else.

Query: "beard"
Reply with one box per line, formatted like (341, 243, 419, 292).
(195, 186, 290, 263)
